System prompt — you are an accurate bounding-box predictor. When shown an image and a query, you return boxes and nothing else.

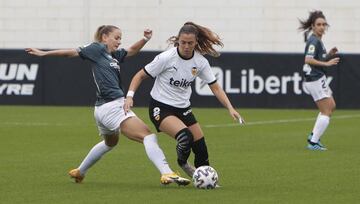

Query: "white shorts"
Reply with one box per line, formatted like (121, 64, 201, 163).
(304, 75, 332, 101)
(94, 97, 136, 136)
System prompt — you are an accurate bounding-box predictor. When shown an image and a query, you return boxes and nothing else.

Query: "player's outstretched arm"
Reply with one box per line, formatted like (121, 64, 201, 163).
(25, 48, 78, 57)
(124, 69, 149, 113)
(126, 29, 152, 57)
(209, 82, 245, 123)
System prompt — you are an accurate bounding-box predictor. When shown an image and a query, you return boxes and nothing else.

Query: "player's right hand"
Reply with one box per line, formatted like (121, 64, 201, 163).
(124, 97, 134, 114)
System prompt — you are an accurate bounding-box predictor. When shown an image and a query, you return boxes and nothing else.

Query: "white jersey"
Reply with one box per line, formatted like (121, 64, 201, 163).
(144, 47, 216, 108)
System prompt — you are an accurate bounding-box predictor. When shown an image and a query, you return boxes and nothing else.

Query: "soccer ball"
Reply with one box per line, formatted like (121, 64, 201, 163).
(192, 166, 219, 189)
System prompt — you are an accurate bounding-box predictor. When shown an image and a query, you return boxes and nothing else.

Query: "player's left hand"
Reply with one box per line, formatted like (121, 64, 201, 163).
(143, 29, 152, 40)
(229, 108, 245, 125)
(328, 47, 338, 57)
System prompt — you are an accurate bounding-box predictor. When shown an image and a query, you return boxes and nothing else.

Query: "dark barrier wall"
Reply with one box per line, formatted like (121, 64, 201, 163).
(1, 49, 359, 108)
(0, 50, 95, 105)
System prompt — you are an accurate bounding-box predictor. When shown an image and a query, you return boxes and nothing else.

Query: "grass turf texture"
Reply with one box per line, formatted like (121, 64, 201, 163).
(0, 106, 359, 204)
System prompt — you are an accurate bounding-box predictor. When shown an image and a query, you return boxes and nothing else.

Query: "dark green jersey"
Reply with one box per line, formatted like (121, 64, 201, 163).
(303, 34, 327, 82)
(77, 42, 127, 106)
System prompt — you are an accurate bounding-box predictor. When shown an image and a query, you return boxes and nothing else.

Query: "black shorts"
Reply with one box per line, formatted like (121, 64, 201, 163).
(149, 98, 197, 132)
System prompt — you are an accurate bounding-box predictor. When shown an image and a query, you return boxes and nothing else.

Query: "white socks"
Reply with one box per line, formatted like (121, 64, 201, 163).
(77, 134, 173, 176)
(143, 134, 173, 175)
(311, 113, 330, 143)
(78, 140, 113, 175)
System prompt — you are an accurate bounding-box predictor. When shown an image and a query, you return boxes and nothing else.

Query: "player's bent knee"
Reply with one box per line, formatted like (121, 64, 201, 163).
(104, 134, 119, 147)
(125, 128, 152, 143)
(332, 102, 336, 112)
(175, 128, 194, 149)
(175, 128, 194, 166)
(105, 140, 118, 147)
(327, 103, 336, 116)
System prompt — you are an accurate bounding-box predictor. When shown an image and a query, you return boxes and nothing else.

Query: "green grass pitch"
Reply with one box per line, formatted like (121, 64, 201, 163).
(0, 106, 359, 204)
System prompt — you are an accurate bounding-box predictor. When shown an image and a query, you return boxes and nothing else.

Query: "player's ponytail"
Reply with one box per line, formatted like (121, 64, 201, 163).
(298, 10, 328, 42)
(168, 22, 223, 57)
(94, 25, 120, 42)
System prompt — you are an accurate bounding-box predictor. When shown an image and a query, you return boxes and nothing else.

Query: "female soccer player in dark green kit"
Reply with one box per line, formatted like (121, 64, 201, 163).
(26, 25, 190, 185)
(299, 11, 340, 150)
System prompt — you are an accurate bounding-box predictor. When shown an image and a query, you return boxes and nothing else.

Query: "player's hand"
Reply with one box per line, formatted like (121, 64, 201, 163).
(124, 97, 134, 114)
(326, 57, 340, 66)
(25, 48, 46, 56)
(328, 47, 338, 57)
(229, 108, 245, 125)
(143, 29, 152, 40)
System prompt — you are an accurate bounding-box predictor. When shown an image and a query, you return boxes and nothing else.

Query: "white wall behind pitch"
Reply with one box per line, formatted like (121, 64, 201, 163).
(0, 0, 359, 53)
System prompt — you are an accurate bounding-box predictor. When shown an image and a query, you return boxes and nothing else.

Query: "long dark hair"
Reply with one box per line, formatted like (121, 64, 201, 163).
(168, 22, 223, 57)
(298, 10, 328, 42)
(94, 25, 119, 42)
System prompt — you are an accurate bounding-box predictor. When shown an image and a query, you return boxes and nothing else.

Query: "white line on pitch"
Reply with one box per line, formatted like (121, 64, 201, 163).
(1, 114, 360, 128)
(203, 114, 360, 128)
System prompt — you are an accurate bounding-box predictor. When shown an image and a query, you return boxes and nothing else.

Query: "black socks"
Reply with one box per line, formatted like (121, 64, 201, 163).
(192, 137, 209, 168)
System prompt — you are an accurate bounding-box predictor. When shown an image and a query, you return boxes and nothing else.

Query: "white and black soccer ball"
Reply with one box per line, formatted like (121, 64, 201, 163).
(192, 166, 219, 189)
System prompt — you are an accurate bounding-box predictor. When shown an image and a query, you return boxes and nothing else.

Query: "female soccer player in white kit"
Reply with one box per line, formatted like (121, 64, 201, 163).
(26, 25, 190, 185)
(299, 11, 340, 150)
(124, 22, 244, 177)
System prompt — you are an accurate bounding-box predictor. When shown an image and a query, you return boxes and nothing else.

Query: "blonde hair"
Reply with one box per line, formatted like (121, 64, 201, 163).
(94, 25, 120, 42)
